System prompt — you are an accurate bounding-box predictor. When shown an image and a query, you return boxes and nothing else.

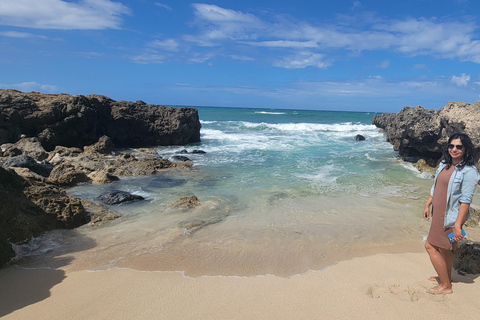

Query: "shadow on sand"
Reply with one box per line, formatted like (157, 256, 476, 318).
(0, 231, 96, 318)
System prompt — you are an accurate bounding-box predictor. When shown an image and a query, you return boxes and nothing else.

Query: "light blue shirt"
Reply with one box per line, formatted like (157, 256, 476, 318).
(430, 162, 480, 228)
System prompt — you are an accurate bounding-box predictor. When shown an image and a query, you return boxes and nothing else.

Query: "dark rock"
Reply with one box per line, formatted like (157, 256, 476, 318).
(83, 135, 115, 155)
(0, 229, 15, 267)
(172, 155, 191, 162)
(177, 149, 189, 154)
(0, 89, 201, 151)
(453, 240, 480, 275)
(354, 134, 365, 141)
(0, 167, 87, 267)
(98, 190, 145, 205)
(191, 150, 207, 154)
(2, 154, 53, 177)
(372, 102, 480, 166)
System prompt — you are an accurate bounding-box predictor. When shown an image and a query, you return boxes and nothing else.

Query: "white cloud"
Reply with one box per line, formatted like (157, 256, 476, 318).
(0, 81, 58, 93)
(274, 52, 331, 69)
(242, 40, 318, 48)
(155, 3, 172, 11)
(352, 1, 362, 10)
(192, 4, 258, 23)
(0, 31, 48, 39)
(451, 73, 471, 86)
(413, 64, 426, 69)
(149, 39, 180, 51)
(185, 5, 480, 65)
(131, 53, 166, 64)
(0, 0, 130, 30)
(377, 60, 390, 69)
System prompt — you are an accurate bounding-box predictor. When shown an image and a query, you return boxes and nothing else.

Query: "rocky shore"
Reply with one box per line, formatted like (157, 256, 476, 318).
(373, 100, 480, 273)
(0, 90, 202, 267)
(372, 101, 480, 167)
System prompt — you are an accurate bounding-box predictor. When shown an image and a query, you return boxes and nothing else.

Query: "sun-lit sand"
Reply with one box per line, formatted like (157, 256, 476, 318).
(1, 237, 479, 320)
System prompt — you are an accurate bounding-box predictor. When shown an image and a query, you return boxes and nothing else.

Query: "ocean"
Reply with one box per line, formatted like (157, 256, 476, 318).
(12, 107, 442, 277)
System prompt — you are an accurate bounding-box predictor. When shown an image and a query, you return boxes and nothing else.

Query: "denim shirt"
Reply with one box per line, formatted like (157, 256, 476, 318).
(430, 162, 480, 228)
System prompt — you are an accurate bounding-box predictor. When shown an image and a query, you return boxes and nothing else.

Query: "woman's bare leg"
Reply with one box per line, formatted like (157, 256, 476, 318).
(424, 241, 453, 294)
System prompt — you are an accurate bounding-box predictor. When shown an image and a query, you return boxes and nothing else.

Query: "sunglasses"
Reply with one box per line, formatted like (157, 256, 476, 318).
(448, 144, 464, 150)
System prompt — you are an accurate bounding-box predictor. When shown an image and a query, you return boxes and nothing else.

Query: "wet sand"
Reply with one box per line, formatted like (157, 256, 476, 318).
(1, 238, 479, 320)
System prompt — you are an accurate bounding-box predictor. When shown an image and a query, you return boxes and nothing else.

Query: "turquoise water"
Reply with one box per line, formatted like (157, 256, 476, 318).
(12, 107, 439, 277)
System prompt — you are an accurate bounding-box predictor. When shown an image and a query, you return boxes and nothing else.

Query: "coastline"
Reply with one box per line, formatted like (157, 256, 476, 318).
(2, 247, 480, 319)
(2, 230, 480, 320)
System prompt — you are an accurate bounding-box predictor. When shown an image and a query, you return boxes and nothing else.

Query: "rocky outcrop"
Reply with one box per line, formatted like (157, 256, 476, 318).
(454, 240, 480, 275)
(0, 89, 201, 151)
(0, 89, 202, 267)
(0, 167, 88, 266)
(372, 101, 480, 165)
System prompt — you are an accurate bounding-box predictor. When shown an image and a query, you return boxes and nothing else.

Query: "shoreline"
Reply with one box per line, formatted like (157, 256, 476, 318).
(2, 232, 480, 320)
(2, 249, 479, 320)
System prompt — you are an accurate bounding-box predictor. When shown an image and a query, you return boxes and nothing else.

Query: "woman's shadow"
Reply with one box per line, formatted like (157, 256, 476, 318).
(0, 233, 97, 317)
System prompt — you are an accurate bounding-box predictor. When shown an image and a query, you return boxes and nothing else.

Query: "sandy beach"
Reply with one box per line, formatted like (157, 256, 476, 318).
(1, 237, 479, 320)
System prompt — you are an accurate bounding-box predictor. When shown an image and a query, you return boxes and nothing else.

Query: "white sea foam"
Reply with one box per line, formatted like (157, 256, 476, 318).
(254, 111, 287, 115)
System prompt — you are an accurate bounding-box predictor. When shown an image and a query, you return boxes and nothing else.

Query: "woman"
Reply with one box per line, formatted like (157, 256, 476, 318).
(423, 132, 479, 294)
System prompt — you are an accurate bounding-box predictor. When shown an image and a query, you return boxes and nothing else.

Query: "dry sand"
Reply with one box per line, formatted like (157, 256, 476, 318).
(1, 243, 479, 320)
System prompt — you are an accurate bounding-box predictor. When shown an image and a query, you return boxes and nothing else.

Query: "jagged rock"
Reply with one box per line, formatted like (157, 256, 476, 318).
(0, 89, 201, 151)
(83, 135, 115, 155)
(465, 208, 480, 228)
(191, 149, 207, 154)
(47, 161, 91, 186)
(81, 200, 121, 226)
(453, 240, 480, 275)
(10, 167, 47, 183)
(0, 143, 22, 157)
(412, 159, 436, 175)
(88, 171, 120, 184)
(24, 183, 86, 229)
(0, 167, 88, 266)
(112, 154, 177, 176)
(372, 102, 480, 165)
(2, 154, 53, 177)
(98, 190, 145, 205)
(172, 155, 191, 162)
(3, 137, 49, 161)
(170, 195, 201, 210)
(355, 134, 365, 141)
(48, 146, 83, 159)
(135, 148, 158, 154)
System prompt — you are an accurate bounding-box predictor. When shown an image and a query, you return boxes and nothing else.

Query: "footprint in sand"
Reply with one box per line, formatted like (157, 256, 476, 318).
(367, 282, 450, 302)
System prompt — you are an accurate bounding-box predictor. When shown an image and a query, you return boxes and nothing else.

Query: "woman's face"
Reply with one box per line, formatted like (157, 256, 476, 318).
(448, 138, 465, 163)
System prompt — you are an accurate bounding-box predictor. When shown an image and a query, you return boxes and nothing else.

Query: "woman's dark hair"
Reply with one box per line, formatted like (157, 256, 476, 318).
(442, 132, 475, 169)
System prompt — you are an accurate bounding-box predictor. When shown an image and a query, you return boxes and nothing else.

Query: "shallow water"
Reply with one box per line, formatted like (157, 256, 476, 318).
(11, 107, 474, 277)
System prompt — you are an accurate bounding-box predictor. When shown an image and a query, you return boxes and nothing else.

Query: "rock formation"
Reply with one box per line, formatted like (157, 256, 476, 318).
(372, 101, 480, 166)
(0, 89, 201, 150)
(0, 89, 202, 267)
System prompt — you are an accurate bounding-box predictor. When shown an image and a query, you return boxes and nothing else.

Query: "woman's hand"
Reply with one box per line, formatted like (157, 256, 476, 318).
(423, 206, 430, 220)
(452, 225, 464, 242)
(423, 196, 433, 221)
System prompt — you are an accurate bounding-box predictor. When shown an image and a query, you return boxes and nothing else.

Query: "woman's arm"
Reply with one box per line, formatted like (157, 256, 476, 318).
(423, 196, 433, 221)
(453, 203, 470, 241)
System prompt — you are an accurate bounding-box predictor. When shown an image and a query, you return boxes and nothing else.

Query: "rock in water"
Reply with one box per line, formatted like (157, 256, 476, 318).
(354, 134, 365, 141)
(98, 190, 145, 205)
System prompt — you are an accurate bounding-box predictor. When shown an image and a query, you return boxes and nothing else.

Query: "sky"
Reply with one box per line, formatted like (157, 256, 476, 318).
(1, 0, 480, 112)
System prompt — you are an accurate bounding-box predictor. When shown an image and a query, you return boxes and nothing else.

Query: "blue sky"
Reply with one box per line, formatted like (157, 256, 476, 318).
(1, 0, 479, 112)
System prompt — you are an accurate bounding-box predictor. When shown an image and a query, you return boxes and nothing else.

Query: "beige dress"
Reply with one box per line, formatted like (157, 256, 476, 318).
(427, 165, 455, 250)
